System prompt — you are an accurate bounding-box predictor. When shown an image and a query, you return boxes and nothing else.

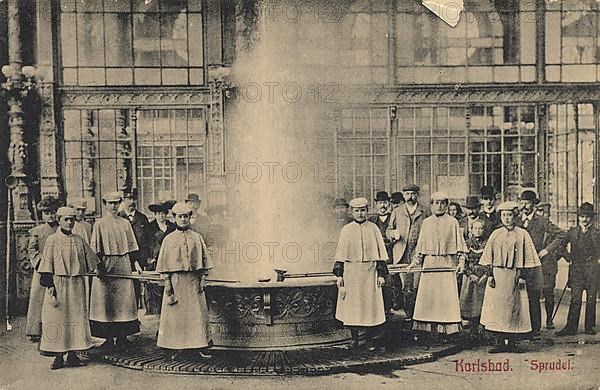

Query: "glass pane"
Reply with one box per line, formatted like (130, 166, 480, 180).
(188, 13, 204, 66)
(79, 0, 102, 12)
(161, 12, 188, 66)
(561, 11, 597, 64)
(98, 110, 115, 140)
(105, 14, 133, 66)
(61, 14, 77, 67)
(98, 158, 117, 193)
(104, 0, 131, 12)
(65, 159, 83, 198)
(99, 141, 116, 158)
(134, 13, 161, 66)
(63, 110, 81, 140)
(77, 13, 105, 66)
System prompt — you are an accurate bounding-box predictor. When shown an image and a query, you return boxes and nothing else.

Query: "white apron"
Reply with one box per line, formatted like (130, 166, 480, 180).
(480, 267, 531, 334)
(157, 272, 211, 349)
(413, 255, 461, 324)
(335, 262, 385, 327)
(40, 275, 93, 353)
(90, 254, 137, 322)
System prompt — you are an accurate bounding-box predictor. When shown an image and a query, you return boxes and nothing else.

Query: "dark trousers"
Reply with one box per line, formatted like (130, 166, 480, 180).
(383, 274, 404, 311)
(527, 288, 542, 333)
(564, 263, 600, 332)
(542, 260, 558, 323)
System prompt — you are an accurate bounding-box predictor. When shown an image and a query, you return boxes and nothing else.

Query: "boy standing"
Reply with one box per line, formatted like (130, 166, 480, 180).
(333, 197, 389, 351)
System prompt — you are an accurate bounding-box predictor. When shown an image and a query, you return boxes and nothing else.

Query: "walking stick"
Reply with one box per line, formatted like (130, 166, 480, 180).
(551, 280, 569, 322)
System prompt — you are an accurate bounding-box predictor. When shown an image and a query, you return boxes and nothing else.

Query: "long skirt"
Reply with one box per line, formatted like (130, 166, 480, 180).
(40, 275, 93, 355)
(90, 254, 139, 338)
(480, 267, 531, 334)
(25, 270, 44, 337)
(157, 272, 211, 349)
(460, 274, 486, 318)
(412, 255, 461, 334)
(335, 262, 385, 327)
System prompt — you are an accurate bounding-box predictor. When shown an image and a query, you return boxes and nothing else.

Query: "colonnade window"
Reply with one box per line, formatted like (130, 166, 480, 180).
(62, 108, 206, 215)
(546, 0, 600, 81)
(60, 0, 204, 86)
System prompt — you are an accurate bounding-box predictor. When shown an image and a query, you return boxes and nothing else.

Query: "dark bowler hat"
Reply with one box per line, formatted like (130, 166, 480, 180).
(374, 191, 390, 202)
(463, 196, 481, 209)
(577, 202, 595, 217)
(391, 192, 405, 204)
(480, 185, 496, 199)
(185, 193, 201, 202)
(520, 190, 538, 202)
(333, 197, 349, 208)
(402, 184, 420, 193)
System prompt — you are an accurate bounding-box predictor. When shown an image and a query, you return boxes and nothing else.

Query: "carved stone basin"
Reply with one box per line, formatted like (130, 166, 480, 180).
(205, 276, 348, 350)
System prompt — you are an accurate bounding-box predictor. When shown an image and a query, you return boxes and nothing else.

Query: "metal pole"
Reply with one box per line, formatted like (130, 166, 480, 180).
(5, 182, 14, 331)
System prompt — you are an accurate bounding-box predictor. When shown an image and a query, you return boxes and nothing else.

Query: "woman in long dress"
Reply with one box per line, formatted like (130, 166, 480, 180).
(156, 202, 214, 360)
(479, 201, 541, 353)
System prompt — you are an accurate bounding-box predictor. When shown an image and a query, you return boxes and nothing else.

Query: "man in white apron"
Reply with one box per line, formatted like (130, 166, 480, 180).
(333, 197, 389, 352)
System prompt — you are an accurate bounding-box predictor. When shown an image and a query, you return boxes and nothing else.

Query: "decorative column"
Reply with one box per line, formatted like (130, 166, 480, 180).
(38, 80, 60, 199)
(116, 109, 132, 194)
(207, 66, 229, 207)
(82, 110, 96, 202)
(5, 0, 30, 221)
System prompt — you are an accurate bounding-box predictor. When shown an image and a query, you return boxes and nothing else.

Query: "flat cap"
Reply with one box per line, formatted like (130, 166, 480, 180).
(349, 197, 369, 208)
(402, 184, 420, 193)
(171, 202, 193, 215)
(56, 207, 77, 217)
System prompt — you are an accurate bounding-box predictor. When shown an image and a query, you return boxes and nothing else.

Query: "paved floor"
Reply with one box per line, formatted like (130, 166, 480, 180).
(1, 302, 599, 390)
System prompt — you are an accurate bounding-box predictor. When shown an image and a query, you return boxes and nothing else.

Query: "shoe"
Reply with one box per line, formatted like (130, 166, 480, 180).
(488, 345, 507, 354)
(115, 337, 132, 349)
(530, 330, 541, 338)
(584, 328, 596, 335)
(556, 328, 576, 337)
(66, 353, 86, 367)
(29, 336, 41, 343)
(198, 350, 212, 359)
(346, 340, 359, 351)
(546, 321, 555, 330)
(50, 356, 64, 370)
(99, 339, 115, 349)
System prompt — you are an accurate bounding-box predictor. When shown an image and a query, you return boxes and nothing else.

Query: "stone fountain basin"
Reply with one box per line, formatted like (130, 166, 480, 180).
(206, 276, 348, 350)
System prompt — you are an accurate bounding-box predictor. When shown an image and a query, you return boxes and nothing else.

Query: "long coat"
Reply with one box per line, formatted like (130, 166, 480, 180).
(517, 214, 566, 291)
(369, 213, 393, 262)
(118, 210, 150, 268)
(386, 203, 431, 264)
(25, 223, 58, 337)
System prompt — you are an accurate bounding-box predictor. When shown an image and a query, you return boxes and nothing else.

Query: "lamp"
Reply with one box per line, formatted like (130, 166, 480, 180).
(1, 64, 43, 97)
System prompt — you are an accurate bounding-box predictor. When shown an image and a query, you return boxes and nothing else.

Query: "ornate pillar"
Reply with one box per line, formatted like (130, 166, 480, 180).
(38, 81, 60, 198)
(207, 67, 228, 207)
(6, 0, 30, 221)
(116, 109, 132, 193)
(82, 110, 96, 202)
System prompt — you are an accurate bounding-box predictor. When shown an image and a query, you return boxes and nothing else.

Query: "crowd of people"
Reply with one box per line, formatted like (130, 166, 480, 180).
(21, 184, 600, 369)
(25, 192, 216, 369)
(331, 185, 600, 354)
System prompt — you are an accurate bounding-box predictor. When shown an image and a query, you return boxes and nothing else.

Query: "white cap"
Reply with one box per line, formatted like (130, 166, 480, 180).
(171, 202, 193, 215)
(431, 191, 449, 201)
(349, 197, 369, 208)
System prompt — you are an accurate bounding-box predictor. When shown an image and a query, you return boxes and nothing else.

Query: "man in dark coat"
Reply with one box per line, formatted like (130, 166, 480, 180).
(479, 185, 500, 233)
(517, 190, 567, 335)
(118, 196, 150, 308)
(369, 191, 400, 314)
(556, 203, 600, 336)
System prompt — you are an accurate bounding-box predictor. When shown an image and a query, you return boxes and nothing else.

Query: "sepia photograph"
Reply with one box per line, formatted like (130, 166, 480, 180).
(0, 0, 599, 389)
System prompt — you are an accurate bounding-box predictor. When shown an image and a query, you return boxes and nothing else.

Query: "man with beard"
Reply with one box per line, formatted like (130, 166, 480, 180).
(369, 191, 400, 315)
(460, 196, 490, 241)
(480, 186, 500, 233)
(386, 184, 430, 318)
(517, 190, 566, 335)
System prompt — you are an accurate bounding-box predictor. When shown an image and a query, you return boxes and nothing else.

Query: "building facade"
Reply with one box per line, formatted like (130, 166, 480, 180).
(1, 0, 600, 318)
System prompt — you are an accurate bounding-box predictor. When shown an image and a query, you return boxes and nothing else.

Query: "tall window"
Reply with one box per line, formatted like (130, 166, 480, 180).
(546, 0, 600, 81)
(395, 107, 467, 202)
(63, 107, 207, 215)
(60, 0, 204, 86)
(469, 106, 537, 200)
(396, 0, 536, 83)
(547, 103, 596, 228)
(336, 108, 389, 201)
